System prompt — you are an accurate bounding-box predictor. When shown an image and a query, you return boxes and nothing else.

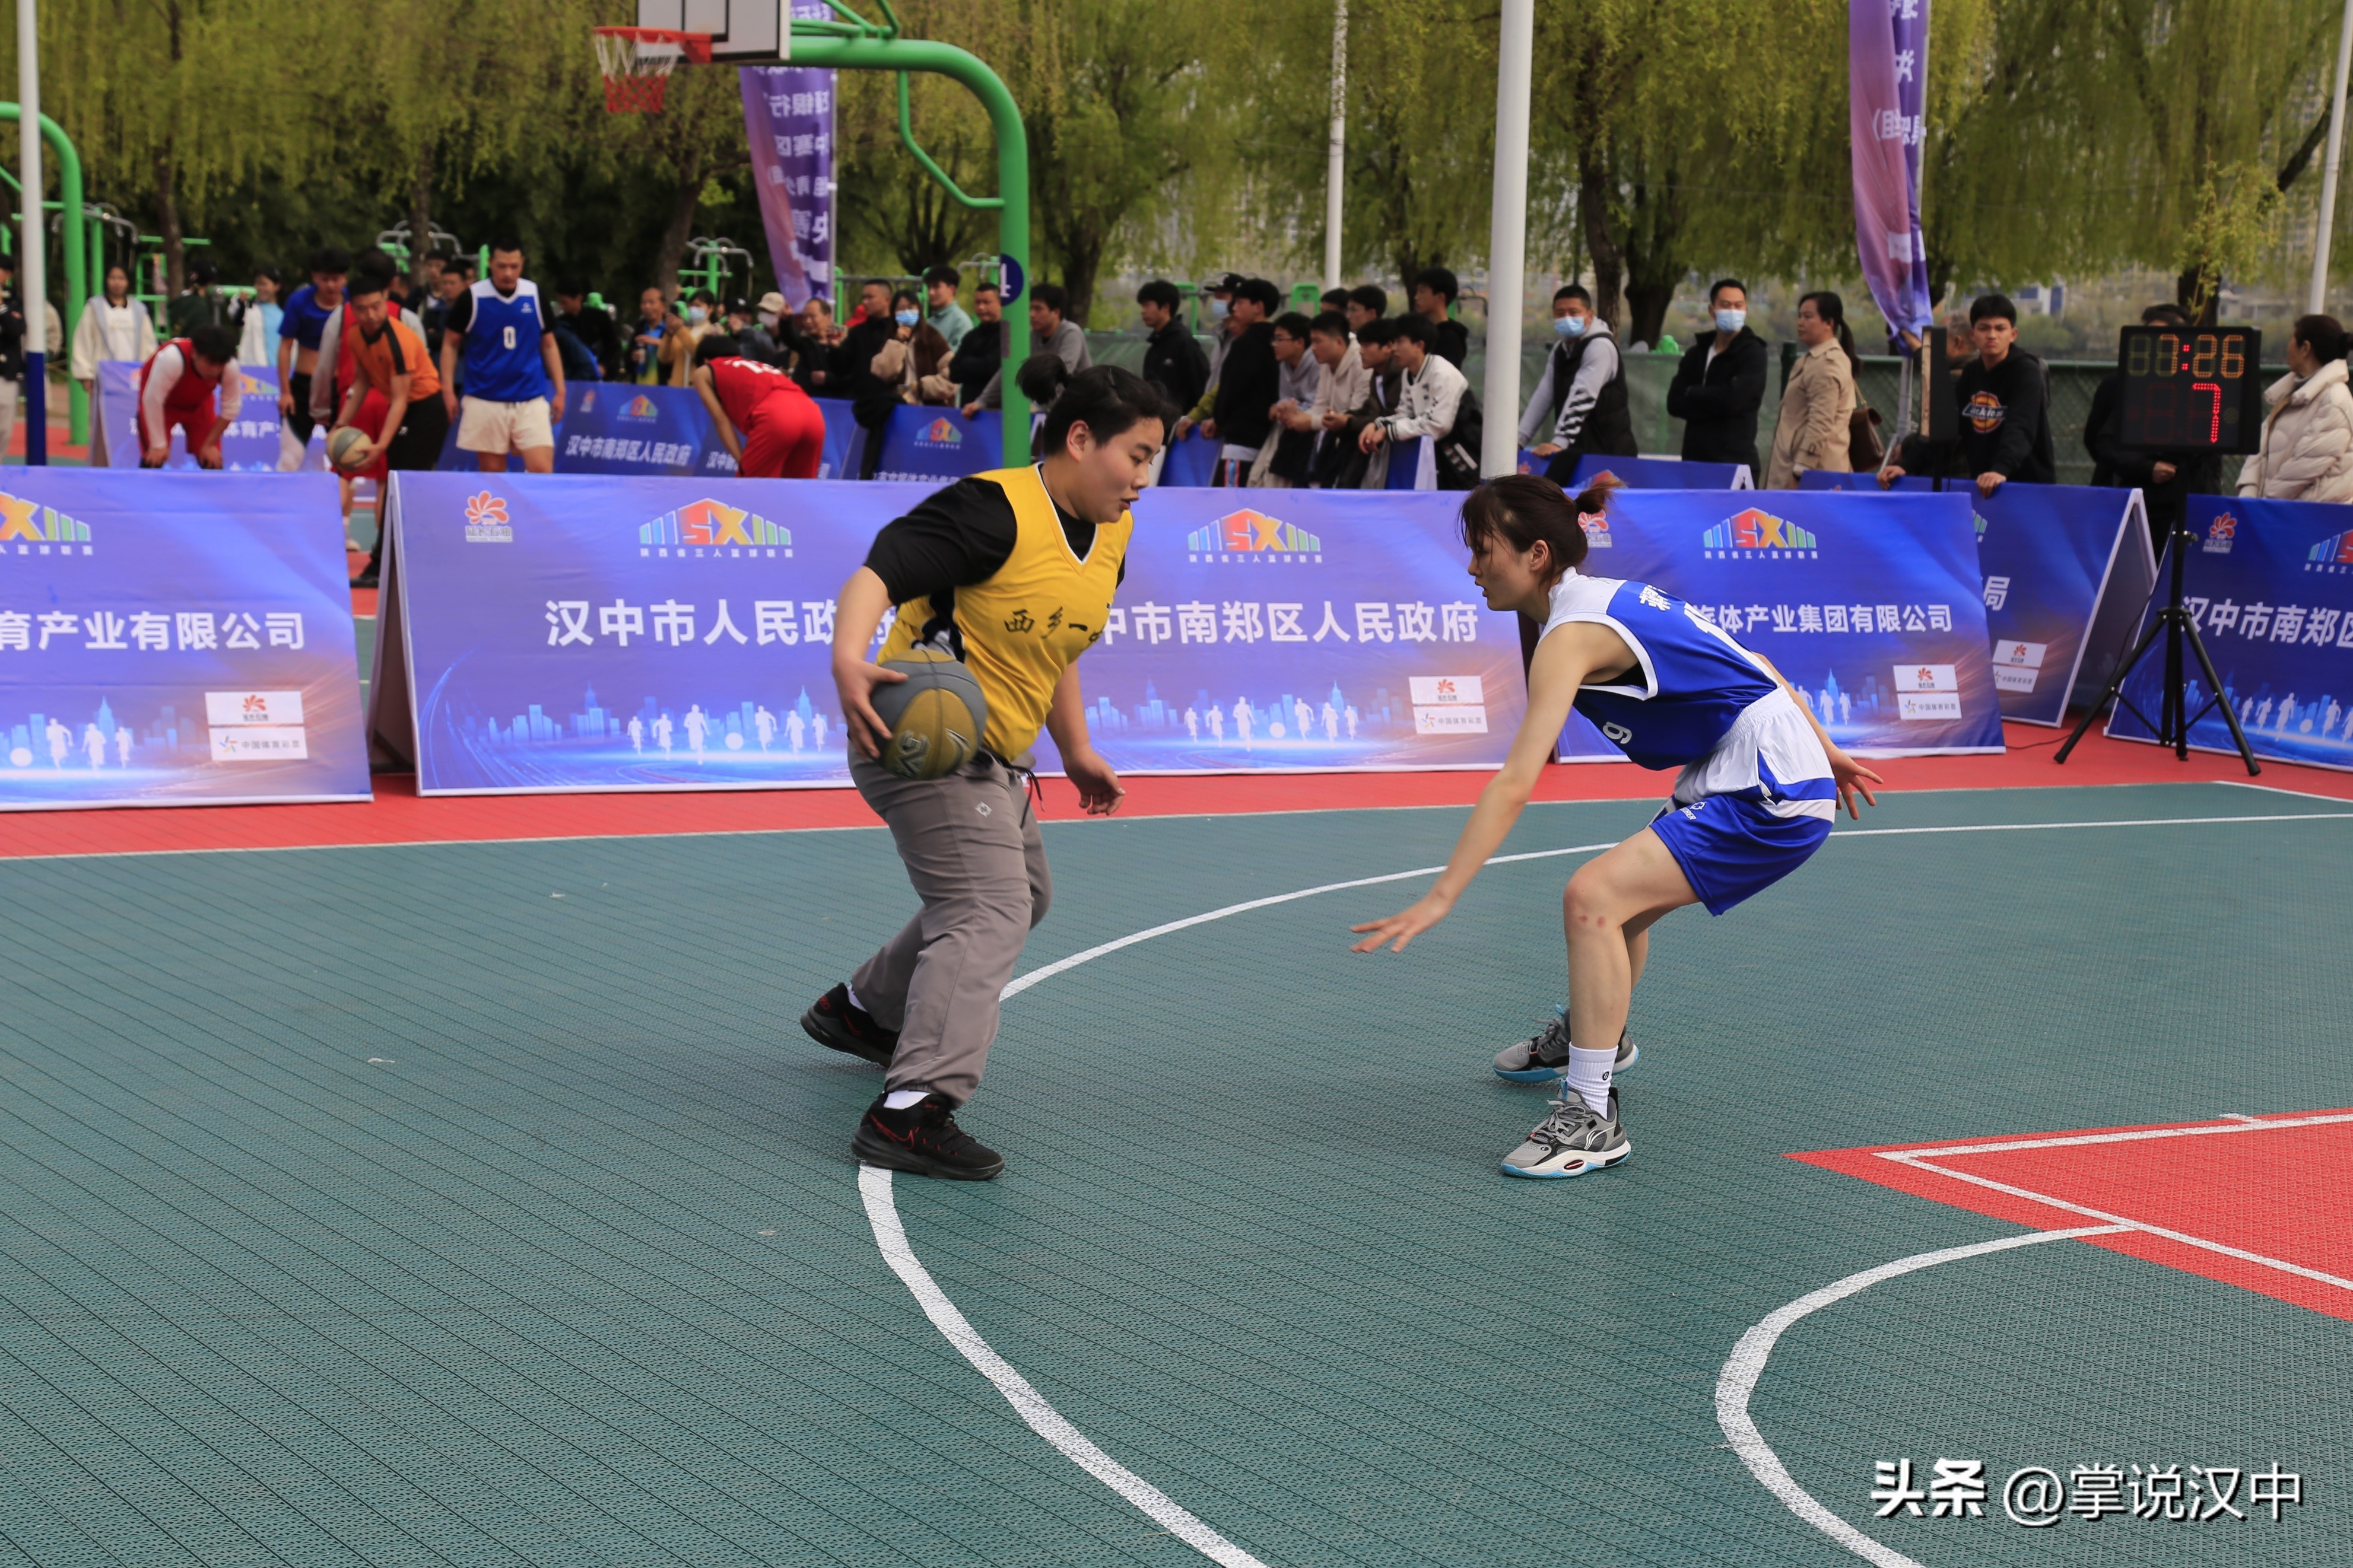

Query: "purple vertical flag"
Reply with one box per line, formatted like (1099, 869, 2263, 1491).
(741, 21, 836, 310)
(1850, 0, 1932, 341)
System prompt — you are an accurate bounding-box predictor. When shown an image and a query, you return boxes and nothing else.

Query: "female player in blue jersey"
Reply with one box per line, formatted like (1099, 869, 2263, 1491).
(1351, 475, 1881, 1178)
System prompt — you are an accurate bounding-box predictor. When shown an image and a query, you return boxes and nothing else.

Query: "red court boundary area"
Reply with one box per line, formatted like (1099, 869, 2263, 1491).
(1796, 1111, 2353, 1323)
(3, 719, 2350, 860)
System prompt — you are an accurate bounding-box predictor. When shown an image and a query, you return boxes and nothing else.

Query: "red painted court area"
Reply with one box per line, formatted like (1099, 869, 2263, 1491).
(1798, 1111, 2353, 1322)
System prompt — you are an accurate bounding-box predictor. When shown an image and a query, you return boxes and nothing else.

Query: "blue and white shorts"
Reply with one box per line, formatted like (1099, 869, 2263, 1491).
(1649, 793, 1831, 915)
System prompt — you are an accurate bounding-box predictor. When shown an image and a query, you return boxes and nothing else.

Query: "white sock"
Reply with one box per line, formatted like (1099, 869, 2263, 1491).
(1565, 1045, 1615, 1118)
(883, 1089, 929, 1111)
(843, 981, 868, 1015)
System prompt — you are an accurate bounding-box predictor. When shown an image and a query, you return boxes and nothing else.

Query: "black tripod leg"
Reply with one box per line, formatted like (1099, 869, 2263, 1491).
(2181, 619, 2262, 775)
(2056, 610, 2170, 764)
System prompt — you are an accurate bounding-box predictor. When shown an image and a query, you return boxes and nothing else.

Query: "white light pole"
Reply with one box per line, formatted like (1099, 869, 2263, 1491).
(2311, 0, 2353, 313)
(17, 0, 45, 463)
(1322, 0, 1348, 291)
(1481, 0, 1533, 476)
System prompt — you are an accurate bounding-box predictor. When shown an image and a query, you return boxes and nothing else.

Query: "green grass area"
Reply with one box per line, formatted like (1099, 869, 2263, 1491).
(0, 783, 2344, 1564)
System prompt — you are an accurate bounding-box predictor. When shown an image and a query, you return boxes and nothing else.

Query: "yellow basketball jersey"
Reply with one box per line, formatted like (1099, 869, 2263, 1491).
(877, 465, 1132, 760)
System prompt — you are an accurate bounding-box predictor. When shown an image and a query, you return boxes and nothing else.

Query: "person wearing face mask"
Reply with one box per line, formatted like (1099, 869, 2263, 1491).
(1517, 284, 1636, 483)
(1665, 278, 1768, 478)
(806, 366, 1171, 1179)
(1172, 272, 1245, 441)
(853, 288, 929, 476)
(659, 288, 720, 386)
(732, 292, 785, 367)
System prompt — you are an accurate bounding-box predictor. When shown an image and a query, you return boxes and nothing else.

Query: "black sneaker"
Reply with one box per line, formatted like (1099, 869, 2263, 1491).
(852, 1094, 1005, 1180)
(350, 567, 380, 589)
(801, 983, 898, 1066)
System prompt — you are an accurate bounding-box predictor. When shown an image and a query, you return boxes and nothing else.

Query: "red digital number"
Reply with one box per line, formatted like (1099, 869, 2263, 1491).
(2192, 381, 2222, 443)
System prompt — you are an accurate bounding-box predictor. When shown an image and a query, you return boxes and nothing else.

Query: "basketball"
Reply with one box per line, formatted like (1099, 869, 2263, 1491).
(326, 426, 373, 470)
(869, 649, 989, 780)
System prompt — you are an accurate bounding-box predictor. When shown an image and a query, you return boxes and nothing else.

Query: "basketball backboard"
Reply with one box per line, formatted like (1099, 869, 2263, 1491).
(634, 0, 786, 59)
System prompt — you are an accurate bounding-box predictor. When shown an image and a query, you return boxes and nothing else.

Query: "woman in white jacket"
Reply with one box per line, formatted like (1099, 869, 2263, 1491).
(2238, 316, 2353, 502)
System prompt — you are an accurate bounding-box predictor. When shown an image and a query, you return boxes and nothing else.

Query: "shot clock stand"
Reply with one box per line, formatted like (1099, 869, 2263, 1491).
(2056, 324, 2264, 776)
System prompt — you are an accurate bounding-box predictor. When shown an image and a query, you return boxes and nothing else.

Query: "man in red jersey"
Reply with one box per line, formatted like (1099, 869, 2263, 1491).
(138, 325, 244, 468)
(692, 335, 826, 479)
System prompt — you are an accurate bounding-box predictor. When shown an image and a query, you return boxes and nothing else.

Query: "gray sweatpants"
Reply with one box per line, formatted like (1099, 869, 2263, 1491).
(850, 750, 1052, 1106)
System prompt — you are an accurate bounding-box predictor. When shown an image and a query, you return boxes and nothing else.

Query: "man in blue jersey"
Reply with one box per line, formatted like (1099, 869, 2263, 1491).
(436, 238, 567, 475)
(275, 246, 350, 466)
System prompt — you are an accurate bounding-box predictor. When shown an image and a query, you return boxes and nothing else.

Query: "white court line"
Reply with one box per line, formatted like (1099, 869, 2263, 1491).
(1875, 1106, 2353, 1159)
(1716, 1226, 2129, 1568)
(1885, 1154, 2353, 1296)
(861, 806, 2353, 1563)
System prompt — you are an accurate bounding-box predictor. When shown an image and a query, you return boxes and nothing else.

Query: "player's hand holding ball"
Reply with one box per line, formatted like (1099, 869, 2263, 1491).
(834, 654, 909, 761)
(326, 425, 375, 472)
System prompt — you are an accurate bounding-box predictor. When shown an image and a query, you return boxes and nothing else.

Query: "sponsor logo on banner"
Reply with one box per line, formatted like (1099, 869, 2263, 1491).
(1185, 508, 1325, 563)
(1993, 667, 2038, 692)
(210, 726, 309, 761)
(1992, 640, 2046, 668)
(1897, 691, 1963, 720)
(620, 395, 661, 422)
(2204, 513, 2238, 554)
(1409, 675, 1484, 705)
(2304, 525, 2353, 572)
(1579, 511, 1615, 548)
(637, 497, 793, 556)
(463, 492, 514, 543)
(1414, 705, 1488, 734)
(913, 417, 963, 449)
(1892, 663, 1958, 692)
(0, 491, 95, 556)
(206, 691, 306, 726)
(1701, 507, 1819, 559)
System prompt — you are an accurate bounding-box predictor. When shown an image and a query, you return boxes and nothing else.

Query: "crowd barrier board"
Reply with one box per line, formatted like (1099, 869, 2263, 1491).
(0, 470, 370, 809)
(1564, 453, 1754, 490)
(371, 477, 1526, 794)
(96, 361, 317, 472)
(2108, 495, 2353, 771)
(1559, 489, 2005, 759)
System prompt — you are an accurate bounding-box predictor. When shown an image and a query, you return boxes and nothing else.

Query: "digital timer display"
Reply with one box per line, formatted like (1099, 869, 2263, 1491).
(2115, 326, 2263, 454)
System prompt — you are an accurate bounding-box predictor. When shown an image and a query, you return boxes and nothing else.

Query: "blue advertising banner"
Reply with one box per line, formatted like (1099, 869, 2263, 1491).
(1562, 489, 2005, 757)
(550, 383, 729, 478)
(1798, 470, 1935, 492)
(1160, 428, 1218, 487)
(815, 397, 861, 481)
(96, 360, 301, 472)
(1564, 453, 1753, 490)
(1972, 482, 2151, 725)
(375, 474, 891, 794)
(2109, 495, 2353, 770)
(1032, 490, 1524, 775)
(0, 470, 369, 809)
(872, 404, 1004, 482)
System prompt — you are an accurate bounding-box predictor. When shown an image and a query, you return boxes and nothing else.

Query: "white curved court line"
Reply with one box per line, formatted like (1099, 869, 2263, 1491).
(1715, 1225, 2130, 1567)
(860, 806, 2353, 1563)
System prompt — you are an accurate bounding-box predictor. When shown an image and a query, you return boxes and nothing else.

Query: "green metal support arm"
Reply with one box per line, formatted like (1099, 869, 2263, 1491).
(0, 104, 88, 445)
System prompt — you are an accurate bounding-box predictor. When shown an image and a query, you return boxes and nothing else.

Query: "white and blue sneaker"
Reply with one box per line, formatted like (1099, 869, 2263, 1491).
(1500, 1086, 1631, 1179)
(1491, 1009, 1639, 1082)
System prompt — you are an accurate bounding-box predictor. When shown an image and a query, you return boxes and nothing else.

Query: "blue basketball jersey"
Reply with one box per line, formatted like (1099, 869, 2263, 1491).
(1539, 571, 1780, 771)
(459, 278, 552, 402)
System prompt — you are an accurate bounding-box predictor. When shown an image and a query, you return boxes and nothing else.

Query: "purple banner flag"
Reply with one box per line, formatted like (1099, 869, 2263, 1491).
(741, 27, 836, 309)
(1850, 0, 1932, 342)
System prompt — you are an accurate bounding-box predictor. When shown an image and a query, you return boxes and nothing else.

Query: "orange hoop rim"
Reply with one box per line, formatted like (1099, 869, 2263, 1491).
(591, 25, 715, 63)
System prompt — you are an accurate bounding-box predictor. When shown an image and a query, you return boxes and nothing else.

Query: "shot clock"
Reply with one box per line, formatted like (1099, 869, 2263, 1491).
(2114, 326, 2263, 453)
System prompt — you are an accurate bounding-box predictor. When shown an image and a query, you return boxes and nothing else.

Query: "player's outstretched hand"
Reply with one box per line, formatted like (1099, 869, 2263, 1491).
(1350, 892, 1453, 953)
(1062, 745, 1125, 816)
(1823, 743, 1884, 819)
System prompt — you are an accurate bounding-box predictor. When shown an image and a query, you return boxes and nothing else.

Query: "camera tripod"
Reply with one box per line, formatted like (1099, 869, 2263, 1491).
(2056, 516, 2259, 774)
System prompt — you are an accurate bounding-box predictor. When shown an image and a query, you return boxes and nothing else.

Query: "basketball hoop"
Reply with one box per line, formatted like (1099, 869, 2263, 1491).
(592, 26, 712, 114)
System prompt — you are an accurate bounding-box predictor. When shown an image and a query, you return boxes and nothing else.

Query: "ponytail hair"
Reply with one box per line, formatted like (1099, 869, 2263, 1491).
(1457, 472, 1609, 586)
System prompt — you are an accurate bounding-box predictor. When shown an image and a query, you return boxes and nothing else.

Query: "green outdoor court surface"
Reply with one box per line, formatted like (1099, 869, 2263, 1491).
(0, 781, 2347, 1565)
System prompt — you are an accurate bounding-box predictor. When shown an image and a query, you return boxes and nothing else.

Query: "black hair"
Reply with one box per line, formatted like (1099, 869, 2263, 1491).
(2294, 313, 2349, 365)
(1799, 290, 1846, 327)
(253, 264, 284, 286)
(1347, 284, 1388, 316)
(556, 276, 590, 298)
(1308, 310, 1351, 341)
(1038, 363, 1171, 459)
(1031, 282, 1069, 316)
(689, 288, 719, 307)
(694, 333, 741, 367)
(425, 249, 457, 266)
(1458, 473, 1602, 587)
(1320, 288, 1350, 311)
(1136, 278, 1182, 313)
(2140, 303, 2189, 326)
(1355, 317, 1400, 346)
(1969, 292, 2018, 327)
(922, 263, 960, 289)
(487, 237, 525, 258)
(1556, 283, 1592, 307)
(1709, 277, 1747, 305)
(351, 250, 399, 291)
(891, 288, 920, 313)
(973, 279, 1001, 297)
(1016, 351, 1069, 409)
(1414, 266, 1459, 303)
(187, 257, 218, 286)
(345, 269, 391, 300)
(1391, 313, 1434, 347)
(1236, 278, 1283, 312)
(188, 324, 241, 364)
(1271, 310, 1313, 341)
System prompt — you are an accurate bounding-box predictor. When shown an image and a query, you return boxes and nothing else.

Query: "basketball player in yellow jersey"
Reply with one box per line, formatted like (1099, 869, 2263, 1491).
(809, 365, 1171, 1179)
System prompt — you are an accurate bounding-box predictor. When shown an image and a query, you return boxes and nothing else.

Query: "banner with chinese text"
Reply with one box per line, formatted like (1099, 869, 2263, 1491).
(2109, 495, 2353, 769)
(1565, 489, 2003, 757)
(1973, 482, 2152, 725)
(0, 470, 369, 809)
(741, 27, 837, 311)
